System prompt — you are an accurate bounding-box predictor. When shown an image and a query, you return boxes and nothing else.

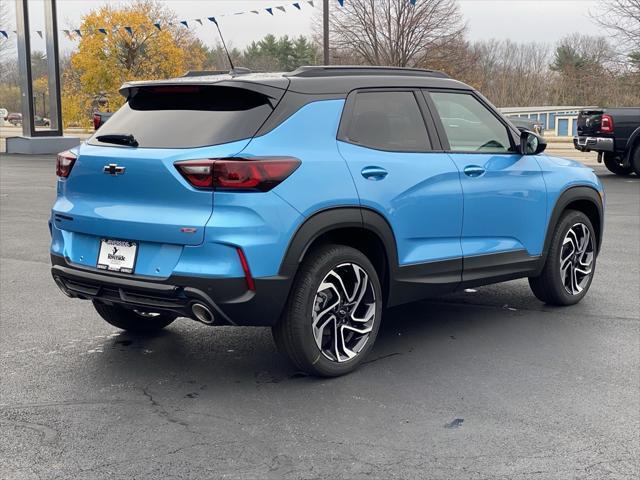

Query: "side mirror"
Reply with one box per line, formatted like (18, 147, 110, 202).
(520, 130, 547, 155)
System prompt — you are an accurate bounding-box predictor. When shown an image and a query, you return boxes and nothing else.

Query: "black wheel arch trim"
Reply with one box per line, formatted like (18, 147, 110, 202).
(278, 206, 398, 278)
(625, 126, 640, 158)
(542, 186, 604, 260)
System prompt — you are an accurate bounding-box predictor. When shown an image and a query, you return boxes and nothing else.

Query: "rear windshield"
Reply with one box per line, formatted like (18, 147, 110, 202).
(88, 85, 279, 149)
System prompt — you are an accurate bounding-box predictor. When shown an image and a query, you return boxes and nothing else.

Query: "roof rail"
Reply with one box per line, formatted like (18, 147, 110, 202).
(286, 65, 450, 79)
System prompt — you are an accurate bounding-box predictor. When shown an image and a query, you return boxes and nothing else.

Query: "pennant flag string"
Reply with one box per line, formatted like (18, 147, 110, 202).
(0, 0, 422, 41)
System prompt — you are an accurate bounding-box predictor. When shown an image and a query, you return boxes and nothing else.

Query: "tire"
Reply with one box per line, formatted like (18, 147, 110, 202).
(529, 210, 597, 306)
(631, 145, 640, 176)
(272, 244, 383, 377)
(603, 152, 633, 175)
(93, 301, 177, 333)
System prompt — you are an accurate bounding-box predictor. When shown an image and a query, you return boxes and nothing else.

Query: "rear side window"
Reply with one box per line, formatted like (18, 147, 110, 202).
(342, 91, 431, 152)
(89, 85, 278, 149)
(429, 92, 513, 153)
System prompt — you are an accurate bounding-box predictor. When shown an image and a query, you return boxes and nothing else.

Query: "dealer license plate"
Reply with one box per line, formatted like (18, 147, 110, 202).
(97, 238, 138, 273)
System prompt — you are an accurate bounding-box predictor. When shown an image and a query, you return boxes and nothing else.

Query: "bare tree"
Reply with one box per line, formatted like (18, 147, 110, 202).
(0, 0, 14, 62)
(591, 0, 640, 52)
(466, 40, 551, 107)
(548, 34, 617, 106)
(324, 0, 465, 67)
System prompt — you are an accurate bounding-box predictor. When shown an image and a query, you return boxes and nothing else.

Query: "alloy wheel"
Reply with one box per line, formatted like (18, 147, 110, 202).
(312, 263, 376, 363)
(560, 223, 594, 295)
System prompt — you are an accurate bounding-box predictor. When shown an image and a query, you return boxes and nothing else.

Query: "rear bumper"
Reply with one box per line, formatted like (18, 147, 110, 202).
(50, 254, 291, 326)
(573, 136, 614, 153)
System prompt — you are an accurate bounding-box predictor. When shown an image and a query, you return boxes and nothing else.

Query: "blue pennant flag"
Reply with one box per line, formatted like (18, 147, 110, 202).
(0, 31, 7, 39)
(293, 2, 301, 9)
(74, 29, 82, 37)
(124, 26, 133, 36)
(266, 7, 273, 15)
(338, 0, 344, 6)
(207, 16, 218, 25)
(180, 20, 188, 28)
(153, 23, 161, 30)
(98, 28, 107, 34)
(410, 0, 417, 4)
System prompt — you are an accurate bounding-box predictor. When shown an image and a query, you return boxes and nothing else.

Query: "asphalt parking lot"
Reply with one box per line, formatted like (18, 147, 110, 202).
(1, 153, 638, 480)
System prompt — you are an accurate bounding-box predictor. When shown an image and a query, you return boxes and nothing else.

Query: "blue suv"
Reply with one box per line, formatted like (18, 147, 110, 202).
(51, 66, 604, 376)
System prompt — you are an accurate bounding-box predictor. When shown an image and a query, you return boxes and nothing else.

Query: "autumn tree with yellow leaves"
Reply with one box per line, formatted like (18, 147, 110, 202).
(62, 0, 205, 127)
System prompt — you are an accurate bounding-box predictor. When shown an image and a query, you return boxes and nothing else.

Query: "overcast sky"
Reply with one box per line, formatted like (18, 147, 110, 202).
(5, 0, 605, 54)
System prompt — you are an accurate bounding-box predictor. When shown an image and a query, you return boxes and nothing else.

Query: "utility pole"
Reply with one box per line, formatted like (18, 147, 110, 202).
(323, 0, 330, 65)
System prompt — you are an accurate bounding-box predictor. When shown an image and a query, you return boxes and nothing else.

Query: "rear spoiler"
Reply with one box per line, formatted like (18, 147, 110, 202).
(119, 77, 290, 100)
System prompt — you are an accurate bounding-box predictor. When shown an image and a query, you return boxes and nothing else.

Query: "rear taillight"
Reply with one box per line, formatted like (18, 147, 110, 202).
(93, 113, 101, 130)
(56, 150, 77, 178)
(174, 157, 301, 192)
(600, 114, 614, 133)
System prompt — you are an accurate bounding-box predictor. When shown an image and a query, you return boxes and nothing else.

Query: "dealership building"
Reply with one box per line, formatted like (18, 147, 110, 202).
(499, 106, 598, 137)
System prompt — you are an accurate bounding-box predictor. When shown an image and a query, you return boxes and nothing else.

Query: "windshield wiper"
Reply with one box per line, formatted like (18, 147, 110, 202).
(96, 133, 139, 147)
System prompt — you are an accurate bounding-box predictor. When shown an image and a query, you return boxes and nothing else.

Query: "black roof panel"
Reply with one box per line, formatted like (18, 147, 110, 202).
(120, 66, 472, 97)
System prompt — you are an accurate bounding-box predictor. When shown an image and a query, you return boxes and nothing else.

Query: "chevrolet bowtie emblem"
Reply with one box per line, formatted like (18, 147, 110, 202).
(103, 163, 125, 175)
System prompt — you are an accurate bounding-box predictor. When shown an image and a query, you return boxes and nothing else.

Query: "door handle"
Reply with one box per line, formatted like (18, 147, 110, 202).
(361, 166, 388, 181)
(463, 165, 486, 177)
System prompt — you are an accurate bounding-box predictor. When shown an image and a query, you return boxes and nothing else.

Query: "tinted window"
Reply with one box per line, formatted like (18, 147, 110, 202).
(429, 92, 512, 153)
(344, 91, 430, 152)
(89, 85, 276, 149)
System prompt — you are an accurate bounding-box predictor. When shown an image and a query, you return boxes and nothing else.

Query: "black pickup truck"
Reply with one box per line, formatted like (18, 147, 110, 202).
(574, 108, 640, 175)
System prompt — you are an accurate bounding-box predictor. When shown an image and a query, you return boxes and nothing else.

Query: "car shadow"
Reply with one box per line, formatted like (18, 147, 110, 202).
(83, 294, 531, 394)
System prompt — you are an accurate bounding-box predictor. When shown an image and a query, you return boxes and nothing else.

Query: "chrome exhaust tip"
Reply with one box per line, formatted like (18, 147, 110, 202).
(191, 303, 215, 325)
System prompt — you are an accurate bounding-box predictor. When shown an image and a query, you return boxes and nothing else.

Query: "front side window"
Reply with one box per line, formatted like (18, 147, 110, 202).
(344, 91, 431, 152)
(429, 92, 513, 153)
